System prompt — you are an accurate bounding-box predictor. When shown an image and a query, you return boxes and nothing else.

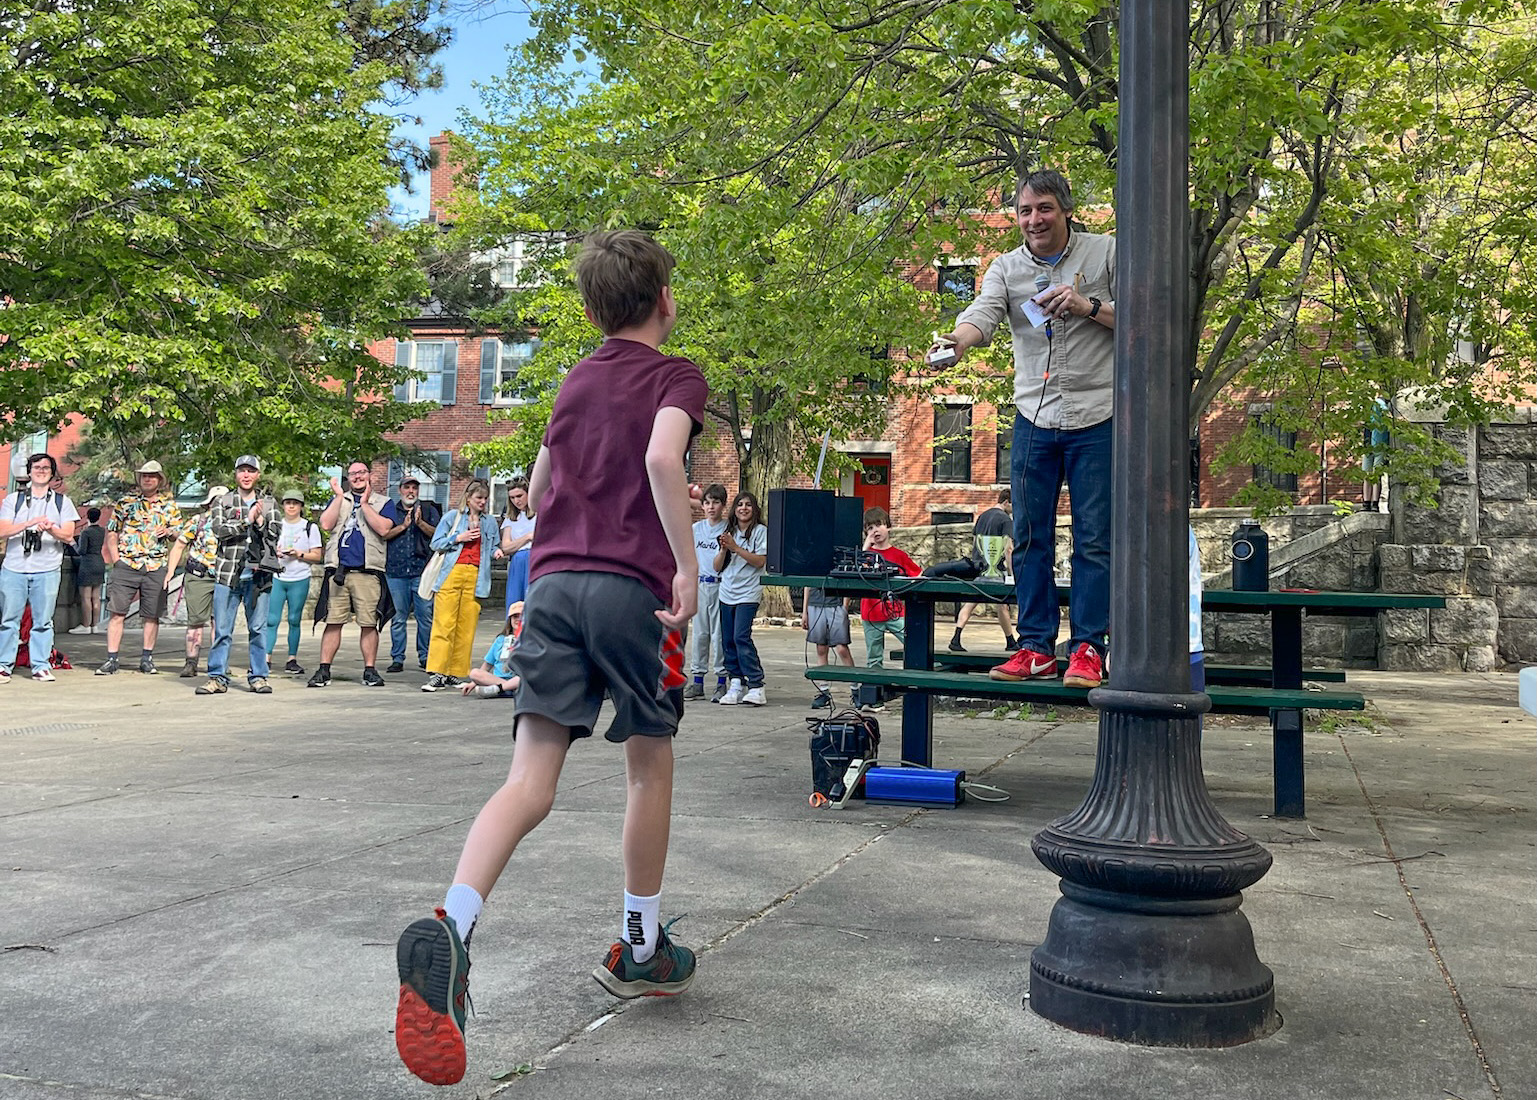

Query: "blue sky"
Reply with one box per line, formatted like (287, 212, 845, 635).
(390, 6, 535, 221)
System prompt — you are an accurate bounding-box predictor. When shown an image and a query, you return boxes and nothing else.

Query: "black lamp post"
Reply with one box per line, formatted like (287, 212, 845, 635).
(1026, 3, 1279, 1045)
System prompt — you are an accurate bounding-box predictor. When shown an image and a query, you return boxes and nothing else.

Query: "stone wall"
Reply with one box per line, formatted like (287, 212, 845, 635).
(1378, 412, 1536, 670)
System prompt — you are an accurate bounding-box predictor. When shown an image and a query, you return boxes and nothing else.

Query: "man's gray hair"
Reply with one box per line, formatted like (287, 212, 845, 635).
(1017, 169, 1075, 214)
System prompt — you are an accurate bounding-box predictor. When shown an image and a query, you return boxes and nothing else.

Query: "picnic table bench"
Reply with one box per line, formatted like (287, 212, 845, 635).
(768, 573, 1444, 818)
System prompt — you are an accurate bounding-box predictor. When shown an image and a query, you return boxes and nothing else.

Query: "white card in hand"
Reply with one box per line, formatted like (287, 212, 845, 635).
(1020, 295, 1051, 329)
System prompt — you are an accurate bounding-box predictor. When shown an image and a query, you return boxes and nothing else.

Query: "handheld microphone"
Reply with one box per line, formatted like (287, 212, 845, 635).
(1035, 274, 1053, 338)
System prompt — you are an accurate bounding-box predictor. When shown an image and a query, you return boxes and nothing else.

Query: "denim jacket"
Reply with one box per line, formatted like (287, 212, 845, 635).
(428, 510, 501, 598)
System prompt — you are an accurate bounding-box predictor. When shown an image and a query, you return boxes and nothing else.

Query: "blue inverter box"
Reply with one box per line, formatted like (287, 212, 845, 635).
(863, 766, 966, 807)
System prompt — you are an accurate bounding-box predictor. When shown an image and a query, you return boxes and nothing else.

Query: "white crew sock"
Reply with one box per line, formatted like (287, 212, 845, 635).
(443, 883, 484, 943)
(623, 890, 662, 963)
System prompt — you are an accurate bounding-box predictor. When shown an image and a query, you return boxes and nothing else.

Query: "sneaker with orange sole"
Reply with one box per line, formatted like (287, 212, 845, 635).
(1062, 643, 1104, 688)
(989, 647, 1058, 681)
(395, 909, 471, 1085)
(592, 918, 696, 999)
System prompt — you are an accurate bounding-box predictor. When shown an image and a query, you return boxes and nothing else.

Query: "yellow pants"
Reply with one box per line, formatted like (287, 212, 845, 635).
(426, 564, 481, 677)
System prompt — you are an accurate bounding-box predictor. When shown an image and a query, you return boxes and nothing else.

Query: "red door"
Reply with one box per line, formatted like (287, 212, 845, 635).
(854, 456, 891, 516)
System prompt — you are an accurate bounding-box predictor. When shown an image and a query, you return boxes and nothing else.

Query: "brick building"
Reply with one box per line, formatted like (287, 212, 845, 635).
(373, 134, 1515, 529)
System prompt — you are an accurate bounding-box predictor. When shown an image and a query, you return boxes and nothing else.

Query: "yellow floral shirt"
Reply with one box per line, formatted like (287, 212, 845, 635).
(177, 512, 219, 571)
(109, 493, 184, 570)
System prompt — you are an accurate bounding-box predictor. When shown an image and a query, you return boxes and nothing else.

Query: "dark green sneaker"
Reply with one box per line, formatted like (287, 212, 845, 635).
(395, 908, 471, 1085)
(592, 917, 696, 999)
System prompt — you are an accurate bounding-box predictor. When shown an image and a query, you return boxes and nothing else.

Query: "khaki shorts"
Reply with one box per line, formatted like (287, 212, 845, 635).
(107, 564, 169, 621)
(324, 570, 383, 626)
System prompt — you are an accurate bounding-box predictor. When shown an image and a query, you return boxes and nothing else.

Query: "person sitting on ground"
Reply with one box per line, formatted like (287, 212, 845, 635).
(460, 601, 523, 698)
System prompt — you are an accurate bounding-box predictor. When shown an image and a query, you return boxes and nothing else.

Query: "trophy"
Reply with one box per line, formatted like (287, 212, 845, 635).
(975, 534, 1008, 581)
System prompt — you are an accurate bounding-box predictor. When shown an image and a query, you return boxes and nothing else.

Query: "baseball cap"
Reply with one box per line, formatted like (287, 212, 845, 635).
(280, 489, 305, 504)
(400, 475, 420, 486)
(234, 454, 262, 471)
(200, 484, 230, 506)
(136, 460, 165, 476)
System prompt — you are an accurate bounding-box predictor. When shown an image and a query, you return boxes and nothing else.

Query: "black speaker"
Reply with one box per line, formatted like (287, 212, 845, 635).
(767, 488, 835, 574)
(832, 495, 864, 553)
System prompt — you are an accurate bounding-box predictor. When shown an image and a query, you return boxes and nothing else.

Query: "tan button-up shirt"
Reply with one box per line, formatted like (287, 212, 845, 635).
(955, 230, 1116, 430)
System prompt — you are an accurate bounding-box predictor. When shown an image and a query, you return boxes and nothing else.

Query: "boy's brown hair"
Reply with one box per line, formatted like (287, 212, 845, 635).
(862, 506, 890, 530)
(575, 230, 676, 334)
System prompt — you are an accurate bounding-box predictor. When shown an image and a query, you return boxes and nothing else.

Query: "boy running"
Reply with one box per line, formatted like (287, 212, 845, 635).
(393, 230, 708, 1086)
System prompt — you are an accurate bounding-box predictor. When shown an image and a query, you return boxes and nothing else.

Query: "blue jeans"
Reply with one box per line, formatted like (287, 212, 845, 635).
(207, 576, 271, 685)
(265, 576, 310, 659)
(1011, 414, 1112, 656)
(719, 601, 763, 688)
(386, 574, 433, 666)
(0, 568, 62, 672)
(505, 547, 531, 610)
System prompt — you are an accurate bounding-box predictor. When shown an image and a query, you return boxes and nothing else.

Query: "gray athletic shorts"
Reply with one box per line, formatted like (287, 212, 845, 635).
(513, 571, 683, 742)
(805, 603, 851, 647)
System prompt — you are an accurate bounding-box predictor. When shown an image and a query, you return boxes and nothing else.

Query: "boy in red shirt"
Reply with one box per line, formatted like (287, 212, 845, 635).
(858, 507, 921, 670)
(392, 231, 707, 1086)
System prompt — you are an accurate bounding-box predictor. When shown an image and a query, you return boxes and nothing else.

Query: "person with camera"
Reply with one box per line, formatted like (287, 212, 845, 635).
(380, 475, 441, 673)
(197, 456, 281, 695)
(97, 460, 182, 676)
(0, 453, 81, 685)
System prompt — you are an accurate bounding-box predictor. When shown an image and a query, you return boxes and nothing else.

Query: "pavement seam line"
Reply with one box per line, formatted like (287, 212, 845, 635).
(0, 1070, 181, 1098)
(1337, 734, 1502, 1100)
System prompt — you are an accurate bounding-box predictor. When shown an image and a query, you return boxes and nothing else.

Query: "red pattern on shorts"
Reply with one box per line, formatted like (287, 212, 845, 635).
(659, 628, 686, 690)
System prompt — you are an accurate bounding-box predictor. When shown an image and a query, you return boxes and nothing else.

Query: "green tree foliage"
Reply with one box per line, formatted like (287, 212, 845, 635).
(450, 0, 1533, 510)
(0, 0, 446, 481)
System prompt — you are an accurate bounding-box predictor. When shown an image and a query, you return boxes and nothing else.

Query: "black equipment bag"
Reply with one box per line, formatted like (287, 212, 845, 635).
(808, 712, 879, 805)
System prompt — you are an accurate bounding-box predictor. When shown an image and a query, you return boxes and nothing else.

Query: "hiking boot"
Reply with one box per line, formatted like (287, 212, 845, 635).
(139, 655, 159, 676)
(195, 678, 228, 695)
(306, 668, 331, 688)
(421, 673, 450, 693)
(361, 667, 385, 688)
(284, 658, 305, 676)
(742, 686, 766, 706)
(682, 681, 705, 700)
(810, 690, 832, 709)
(1062, 643, 1104, 689)
(95, 656, 119, 676)
(592, 919, 695, 1000)
(179, 657, 199, 678)
(385, 661, 405, 674)
(989, 647, 1057, 682)
(718, 678, 745, 706)
(395, 909, 471, 1086)
(709, 680, 729, 703)
(248, 677, 272, 694)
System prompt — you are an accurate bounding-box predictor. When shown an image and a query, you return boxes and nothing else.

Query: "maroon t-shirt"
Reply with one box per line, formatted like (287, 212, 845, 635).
(529, 338, 708, 603)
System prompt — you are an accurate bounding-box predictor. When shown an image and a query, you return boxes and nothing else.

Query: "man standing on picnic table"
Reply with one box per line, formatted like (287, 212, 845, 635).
(930, 168, 1116, 689)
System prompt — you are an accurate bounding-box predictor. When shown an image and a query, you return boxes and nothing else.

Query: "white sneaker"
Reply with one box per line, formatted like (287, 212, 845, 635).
(742, 686, 766, 706)
(719, 678, 745, 706)
(68, 624, 91, 635)
(32, 667, 56, 682)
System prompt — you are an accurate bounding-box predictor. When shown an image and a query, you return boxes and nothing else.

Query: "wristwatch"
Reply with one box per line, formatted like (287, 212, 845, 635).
(1088, 297, 1102, 319)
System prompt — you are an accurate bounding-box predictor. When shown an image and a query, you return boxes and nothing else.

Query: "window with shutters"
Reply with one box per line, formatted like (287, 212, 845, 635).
(393, 340, 459, 405)
(387, 452, 452, 506)
(478, 338, 539, 405)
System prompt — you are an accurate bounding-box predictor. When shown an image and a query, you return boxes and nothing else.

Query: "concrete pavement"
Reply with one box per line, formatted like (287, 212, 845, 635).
(1, 617, 1532, 1100)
